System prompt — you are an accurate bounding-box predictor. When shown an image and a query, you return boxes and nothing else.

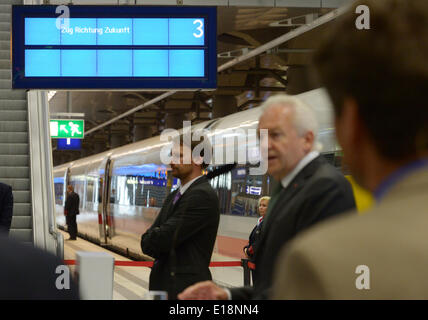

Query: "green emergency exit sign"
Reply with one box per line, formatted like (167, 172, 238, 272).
(50, 119, 84, 139)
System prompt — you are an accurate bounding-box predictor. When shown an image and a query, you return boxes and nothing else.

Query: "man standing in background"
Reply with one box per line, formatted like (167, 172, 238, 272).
(65, 185, 79, 240)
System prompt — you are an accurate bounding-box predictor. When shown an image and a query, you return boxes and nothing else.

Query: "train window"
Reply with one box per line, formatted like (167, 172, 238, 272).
(86, 177, 94, 204)
(54, 177, 65, 205)
(110, 163, 169, 214)
(209, 164, 270, 217)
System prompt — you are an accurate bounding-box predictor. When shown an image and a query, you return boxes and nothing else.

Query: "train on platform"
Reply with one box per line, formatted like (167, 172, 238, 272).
(53, 88, 347, 261)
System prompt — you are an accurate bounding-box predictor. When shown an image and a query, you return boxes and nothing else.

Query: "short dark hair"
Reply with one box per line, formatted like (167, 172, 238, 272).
(174, 131, 212, 169)
(314, 0, 428, 160)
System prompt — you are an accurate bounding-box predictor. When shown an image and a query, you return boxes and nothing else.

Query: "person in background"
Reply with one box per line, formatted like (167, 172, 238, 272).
(243, 196, 270, 284)
(272, 0, 428, 299)
(65, 185, 79, 241)
(140, 135, 220, 300)
(178, 94, 356, 300)
(0, 182, 13, 235)
(243, 196, 270, 259)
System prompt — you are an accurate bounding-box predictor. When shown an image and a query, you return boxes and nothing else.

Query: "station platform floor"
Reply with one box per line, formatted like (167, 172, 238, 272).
(62, 231, 245, 300)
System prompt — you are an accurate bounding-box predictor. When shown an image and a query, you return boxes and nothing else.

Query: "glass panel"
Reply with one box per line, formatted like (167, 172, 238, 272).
(134, 50, 169, 77)
(169, 50, 204, 77)
(133, 19, 168, 45)
(169, 18, 205, 46)
(97, 50, 133, 76)
(25, 50, 60, 77)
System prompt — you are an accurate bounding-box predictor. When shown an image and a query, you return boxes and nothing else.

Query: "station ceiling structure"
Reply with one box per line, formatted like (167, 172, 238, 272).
(49, 0, 352, 166)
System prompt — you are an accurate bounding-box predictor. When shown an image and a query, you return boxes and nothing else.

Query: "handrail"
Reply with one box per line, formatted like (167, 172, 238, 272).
(66, 258, 251, 286)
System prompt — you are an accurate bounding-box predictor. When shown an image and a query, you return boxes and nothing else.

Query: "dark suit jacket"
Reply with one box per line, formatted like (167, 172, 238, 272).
(0, 235, 79, 299)
(0, 183, 13, 235)
(243, 219, 264, 261)
(65, 192, 80, 216)
(141, 176, 220, 299)
(230, 156, 356, 299)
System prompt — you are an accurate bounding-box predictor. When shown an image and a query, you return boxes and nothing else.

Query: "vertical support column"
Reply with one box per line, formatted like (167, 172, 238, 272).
(27, 90, 63, 257)
(241, 258, 251, 286)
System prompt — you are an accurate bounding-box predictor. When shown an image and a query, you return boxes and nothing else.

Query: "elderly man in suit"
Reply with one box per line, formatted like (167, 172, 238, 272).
(0, 182, 13, 235)
(178, 94, 356, 300)
(141, 134, 220, 300)
(272, 0, 428, 299)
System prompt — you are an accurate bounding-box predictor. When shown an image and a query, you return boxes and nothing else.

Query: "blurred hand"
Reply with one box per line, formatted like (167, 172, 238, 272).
(178, 281, 228, 300)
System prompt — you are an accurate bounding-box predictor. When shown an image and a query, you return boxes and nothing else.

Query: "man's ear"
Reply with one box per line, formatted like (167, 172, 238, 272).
(303, 130, 315, 153)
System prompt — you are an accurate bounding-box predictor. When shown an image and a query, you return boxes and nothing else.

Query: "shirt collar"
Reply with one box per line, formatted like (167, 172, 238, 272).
(374, 158, 428, 202)
(179, 175, 203, 195)
(280, 151, 320, 189)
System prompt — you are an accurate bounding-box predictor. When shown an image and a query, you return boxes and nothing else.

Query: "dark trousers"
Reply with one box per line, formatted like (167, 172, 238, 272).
(66, 215, 78, 239)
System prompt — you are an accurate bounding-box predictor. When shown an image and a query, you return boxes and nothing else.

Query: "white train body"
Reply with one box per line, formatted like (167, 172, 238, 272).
(53, 88, 336, 260)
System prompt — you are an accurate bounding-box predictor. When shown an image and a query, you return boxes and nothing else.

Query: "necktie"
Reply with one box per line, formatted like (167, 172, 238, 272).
(173, 191, 182, 205)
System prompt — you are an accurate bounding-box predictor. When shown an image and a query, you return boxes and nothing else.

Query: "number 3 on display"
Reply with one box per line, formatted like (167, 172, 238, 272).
(193, 19, 204, 38)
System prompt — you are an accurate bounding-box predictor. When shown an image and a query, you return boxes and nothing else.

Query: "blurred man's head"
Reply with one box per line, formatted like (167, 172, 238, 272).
(314, 0, 428, 191)
(170, 133, 210, 182)
(258, 95, 319, 181)
(67, 185, 74, 194)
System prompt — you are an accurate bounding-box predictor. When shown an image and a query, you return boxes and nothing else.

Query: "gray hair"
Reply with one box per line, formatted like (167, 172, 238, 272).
(260, 94, 322, 151)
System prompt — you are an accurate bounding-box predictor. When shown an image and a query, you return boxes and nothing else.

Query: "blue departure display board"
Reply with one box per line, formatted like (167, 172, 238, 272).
(12, 6, 217, 89)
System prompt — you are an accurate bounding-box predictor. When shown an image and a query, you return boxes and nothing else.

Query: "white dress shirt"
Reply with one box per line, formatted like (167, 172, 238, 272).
(178, 175, 203, 195)
(280, 151, 320, 189)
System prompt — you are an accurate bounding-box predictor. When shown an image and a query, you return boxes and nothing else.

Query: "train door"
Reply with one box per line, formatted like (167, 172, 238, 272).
(102, 158, 115, 246)
(97, 158, 109, 245)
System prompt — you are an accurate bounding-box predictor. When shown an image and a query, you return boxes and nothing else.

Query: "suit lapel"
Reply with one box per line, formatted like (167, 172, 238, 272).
(156, 191, 176, 224)
(166, 176, 207, 218)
